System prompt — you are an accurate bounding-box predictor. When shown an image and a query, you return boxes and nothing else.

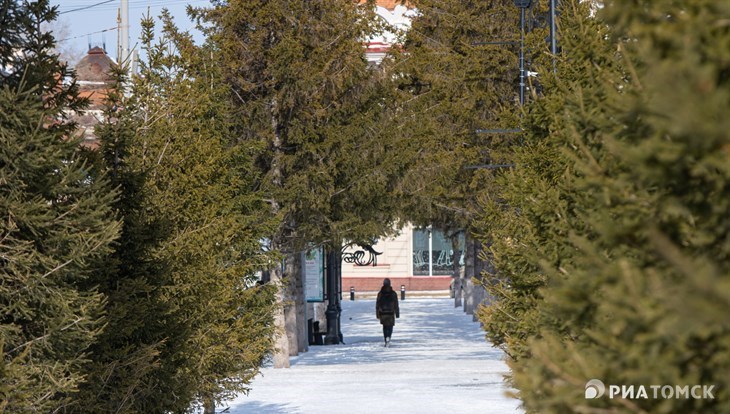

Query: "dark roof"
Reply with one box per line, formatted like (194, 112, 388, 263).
(75, 47, 115, 82)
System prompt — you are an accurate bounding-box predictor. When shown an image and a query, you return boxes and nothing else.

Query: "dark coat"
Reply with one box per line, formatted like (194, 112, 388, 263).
(376, 286, 399, 327)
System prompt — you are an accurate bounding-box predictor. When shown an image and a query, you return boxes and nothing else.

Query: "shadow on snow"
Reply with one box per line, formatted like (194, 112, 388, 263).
(291, 298, 504, 366)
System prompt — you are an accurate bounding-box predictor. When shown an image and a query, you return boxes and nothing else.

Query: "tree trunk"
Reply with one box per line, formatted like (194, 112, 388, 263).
(464, 237, 477, 315)
(268, 95, 290, 368)
(473, 284, 485, 322)
(203, 397, 215, 414)
(271, 260, 290, 368)
(295, 253, 308, 353)
(464, 277, 474, 315)
(458, 234, 475, 309)
(454, 273, 463, 308)
(472, 239, 485, 321)
(450, 233, 464, 308)
(284, 253, 299, 357)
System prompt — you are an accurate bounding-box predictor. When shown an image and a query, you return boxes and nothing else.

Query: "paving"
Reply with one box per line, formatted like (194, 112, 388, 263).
(219, 298, 523, 414)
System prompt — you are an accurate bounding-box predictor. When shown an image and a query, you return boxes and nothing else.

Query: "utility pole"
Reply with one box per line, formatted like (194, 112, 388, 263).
(119, 0, 130, 66)
(514, 0, 532, 106)
(116, 9, 120, 61)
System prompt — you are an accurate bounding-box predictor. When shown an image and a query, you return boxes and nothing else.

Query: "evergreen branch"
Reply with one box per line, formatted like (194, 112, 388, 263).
(40, 257, 74, 280)
(495, 303, 518, 322)
(52, 202, 79, 222)
(169, 222, 216, 248)
(8, 316, 84, 354)
(38, 235, 110, 281)
(434, 202, 473, 217)
(231, 85, 247, 106)
(330, 170, 379, 199)
(156, 140, 170, 166)
(617, 42, 642, 92)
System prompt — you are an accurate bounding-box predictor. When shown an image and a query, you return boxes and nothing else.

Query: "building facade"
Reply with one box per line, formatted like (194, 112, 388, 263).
(342, 226, 464, 292)
(362, 0, 414, 65)
(69, 46, 116, 149)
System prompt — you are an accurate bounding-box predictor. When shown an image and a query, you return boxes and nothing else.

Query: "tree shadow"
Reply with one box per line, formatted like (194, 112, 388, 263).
(222, 401, 301, 414)
(292, 298, 505, 366)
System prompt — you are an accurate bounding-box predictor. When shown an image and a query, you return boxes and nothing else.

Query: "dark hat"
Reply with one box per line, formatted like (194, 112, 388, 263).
(383, 278, 391, 286)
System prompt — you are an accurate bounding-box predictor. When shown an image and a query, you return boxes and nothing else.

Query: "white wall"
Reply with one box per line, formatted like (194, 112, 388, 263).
(342, 224, 415, 278)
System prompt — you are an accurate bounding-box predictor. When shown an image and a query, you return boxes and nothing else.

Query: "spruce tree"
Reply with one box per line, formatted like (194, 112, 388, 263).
(390, 0, 519, 230)
(0, 1, 119, 411)
(194, 0, 400, 247)
(522, 1, 729, 412)
(383, 0, 526, 309)
(475, 0, 730, 412)
(70, 12, 277, 413)
(194, 0, 401, 365)
(474, 0, 617, 362)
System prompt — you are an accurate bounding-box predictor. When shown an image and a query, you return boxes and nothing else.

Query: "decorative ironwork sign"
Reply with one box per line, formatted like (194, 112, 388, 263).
(342, 243, 382, 267)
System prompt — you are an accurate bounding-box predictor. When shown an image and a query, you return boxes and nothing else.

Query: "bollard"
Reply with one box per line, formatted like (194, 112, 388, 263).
(350, 286, 355, 301)
(400, 285, 406, 301)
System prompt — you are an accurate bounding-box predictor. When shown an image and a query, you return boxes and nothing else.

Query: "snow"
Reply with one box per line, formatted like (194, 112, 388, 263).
(219, 298, 523, 414)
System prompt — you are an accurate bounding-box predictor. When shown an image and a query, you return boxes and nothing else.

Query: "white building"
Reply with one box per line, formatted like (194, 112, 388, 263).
(342, 226, 464, 292)
(363, 1, 415, 65)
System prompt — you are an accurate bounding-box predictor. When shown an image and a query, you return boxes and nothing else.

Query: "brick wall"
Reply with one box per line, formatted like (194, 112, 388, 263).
(343, 276, 452, 292)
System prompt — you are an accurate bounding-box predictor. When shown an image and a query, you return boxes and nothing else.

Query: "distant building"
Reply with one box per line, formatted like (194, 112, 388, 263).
(362, 0, 415, 65)
(342, 228, 464, 293)
(70, 47, 116, 149)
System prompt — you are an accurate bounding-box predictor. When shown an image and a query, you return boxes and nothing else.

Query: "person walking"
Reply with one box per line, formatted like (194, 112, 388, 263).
(376, 278, 399, 347)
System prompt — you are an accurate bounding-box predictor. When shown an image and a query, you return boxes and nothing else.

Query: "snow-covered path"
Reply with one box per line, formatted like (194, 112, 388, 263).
(222, 298, 523, 414)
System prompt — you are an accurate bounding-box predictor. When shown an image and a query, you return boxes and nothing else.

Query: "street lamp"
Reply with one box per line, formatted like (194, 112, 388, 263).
(324, 249, 343, 345)
(514, 0, 532, 106)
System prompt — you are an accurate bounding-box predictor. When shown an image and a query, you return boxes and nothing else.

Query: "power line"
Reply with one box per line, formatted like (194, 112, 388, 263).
(58, 0, 210, 13)
(58, 0, 116, 15)
(57, 26, 118, 43)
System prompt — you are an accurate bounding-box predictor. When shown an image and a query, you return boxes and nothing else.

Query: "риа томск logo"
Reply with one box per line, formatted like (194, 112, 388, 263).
(585, 379, 605, 399)
(584, 379, 715, 400)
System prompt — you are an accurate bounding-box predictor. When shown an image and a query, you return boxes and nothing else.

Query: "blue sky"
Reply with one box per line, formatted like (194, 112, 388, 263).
(53, 0, 207, 63)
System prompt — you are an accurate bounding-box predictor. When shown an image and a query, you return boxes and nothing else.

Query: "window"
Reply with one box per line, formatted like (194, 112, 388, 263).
(412, 227, 464, 276)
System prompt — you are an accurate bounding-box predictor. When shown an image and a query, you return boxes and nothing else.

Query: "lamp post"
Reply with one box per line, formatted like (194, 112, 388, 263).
(324, 249, 343, 345)
(514, 0, 532, 106)
(549, 0, 558, 72)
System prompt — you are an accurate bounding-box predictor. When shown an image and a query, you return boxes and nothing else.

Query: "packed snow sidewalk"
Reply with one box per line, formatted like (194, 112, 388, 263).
(220, 298, 523, 414)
